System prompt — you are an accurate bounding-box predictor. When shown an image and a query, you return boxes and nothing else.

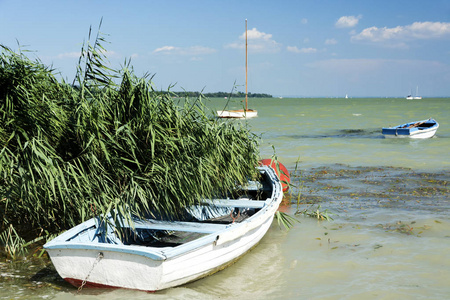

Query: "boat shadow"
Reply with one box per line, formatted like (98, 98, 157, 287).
(288, 129, 448, 140)
(287, 128, 384, 139)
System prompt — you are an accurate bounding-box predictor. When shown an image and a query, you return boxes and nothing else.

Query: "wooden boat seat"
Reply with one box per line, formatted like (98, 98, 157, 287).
(121, 199, 266, 234)
(200, 199, 266, 209)
(129, 219, 230, 233)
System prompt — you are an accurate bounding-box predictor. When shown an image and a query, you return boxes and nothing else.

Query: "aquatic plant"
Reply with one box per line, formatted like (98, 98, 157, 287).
(275, 211, 297, 229)
(296, 205, 334, 221)
(0, 225, 26, 259)
(0, 25, 260, 258)
(289, 159, 334, 221)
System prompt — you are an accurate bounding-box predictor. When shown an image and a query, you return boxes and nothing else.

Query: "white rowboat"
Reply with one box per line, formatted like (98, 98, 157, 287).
(44, 165, 283, 292)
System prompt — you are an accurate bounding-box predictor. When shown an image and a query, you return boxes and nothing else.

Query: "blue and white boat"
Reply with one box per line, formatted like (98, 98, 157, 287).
(44, 165, 283, 292)
(382, 118, 439, 139)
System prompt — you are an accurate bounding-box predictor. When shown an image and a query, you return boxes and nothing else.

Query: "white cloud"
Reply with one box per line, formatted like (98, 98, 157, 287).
(226, 28, 281, 53)
(186, 46, 217, 55)
(286, 46, 299, 53)
(154, 46, 176, 53)
(325, 38, 338, 45)
(287, 46, 317, 54)
(105, 50, 118, 57)
(56, 49, 119, 60)
(351, 21, 450, 46)
(245, 27, 273, 41)
(301, 18, 308, 24)
(336, 15, 362, 28)
(56, 52, 81, 59)
(153, 46, 216, 55)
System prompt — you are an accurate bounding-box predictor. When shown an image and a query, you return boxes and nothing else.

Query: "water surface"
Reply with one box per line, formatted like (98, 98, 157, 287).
(2, 98, 449, 299)
(222, 97, 450, 171)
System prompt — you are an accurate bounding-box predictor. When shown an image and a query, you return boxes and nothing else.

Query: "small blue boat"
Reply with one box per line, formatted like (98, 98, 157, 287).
(382, 118, 439, 139)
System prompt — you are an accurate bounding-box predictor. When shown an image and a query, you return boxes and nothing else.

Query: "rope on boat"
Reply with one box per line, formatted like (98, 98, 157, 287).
(77, 252, 104, 293)
(230, 208, 240, 223)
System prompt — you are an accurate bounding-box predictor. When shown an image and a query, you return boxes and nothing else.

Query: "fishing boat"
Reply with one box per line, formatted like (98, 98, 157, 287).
(217, 20, 257, 119)
(382, 118, 438, 139)
(44, 165, 283, 292)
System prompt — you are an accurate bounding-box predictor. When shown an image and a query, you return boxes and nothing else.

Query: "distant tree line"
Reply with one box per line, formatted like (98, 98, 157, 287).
(166, 91, 272, 98)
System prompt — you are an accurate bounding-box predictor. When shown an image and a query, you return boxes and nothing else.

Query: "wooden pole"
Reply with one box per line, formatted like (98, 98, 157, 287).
(245, 19, 248, 111)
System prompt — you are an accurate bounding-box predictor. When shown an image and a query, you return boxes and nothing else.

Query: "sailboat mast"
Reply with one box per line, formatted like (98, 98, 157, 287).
(245, 19, 248, 111)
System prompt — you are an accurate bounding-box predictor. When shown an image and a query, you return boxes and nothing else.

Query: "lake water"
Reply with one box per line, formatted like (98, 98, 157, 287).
(230, 97, 450, 171)
(1, 98, 449, 299)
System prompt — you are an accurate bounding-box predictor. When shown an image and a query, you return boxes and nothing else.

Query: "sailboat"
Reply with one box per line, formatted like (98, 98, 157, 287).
(406, 86, 422, 100)
(217, 20, 258, 119)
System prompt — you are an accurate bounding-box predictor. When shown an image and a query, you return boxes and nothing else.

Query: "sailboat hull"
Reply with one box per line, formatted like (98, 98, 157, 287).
(406, 86, 422, 99)
(217, 109, 258, 119)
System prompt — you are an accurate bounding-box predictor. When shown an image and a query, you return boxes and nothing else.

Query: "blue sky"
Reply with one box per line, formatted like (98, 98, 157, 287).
(2, 0, 450, 97)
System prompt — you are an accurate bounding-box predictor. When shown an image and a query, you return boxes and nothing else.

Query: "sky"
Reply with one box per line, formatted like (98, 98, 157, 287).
(2, 0, 450, 97)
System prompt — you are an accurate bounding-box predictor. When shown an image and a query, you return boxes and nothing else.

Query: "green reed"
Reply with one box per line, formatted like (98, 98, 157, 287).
(0, 26, 260, 258)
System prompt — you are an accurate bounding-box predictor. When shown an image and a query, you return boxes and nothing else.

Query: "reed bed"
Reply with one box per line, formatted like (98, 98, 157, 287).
(0, 30, 260, 258)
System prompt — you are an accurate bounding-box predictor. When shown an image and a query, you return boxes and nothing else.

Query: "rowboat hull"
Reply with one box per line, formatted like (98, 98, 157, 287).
(46, 214, 274, 291)
(44, 166, 282, 291)
(382, 118, 439, 139)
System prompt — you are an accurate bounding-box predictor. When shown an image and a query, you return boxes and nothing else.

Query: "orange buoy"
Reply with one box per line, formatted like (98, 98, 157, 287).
(259, 159, 290, 192)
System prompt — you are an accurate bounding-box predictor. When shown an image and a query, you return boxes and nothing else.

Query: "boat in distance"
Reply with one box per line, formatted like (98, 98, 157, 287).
(44, 165, 283, 292)
(218, 20, 257, 119)
(217, 109, 258, 119)
(406, 95, 422, 100)
(406, 86, 422, 100)
(382, 118, 438, 139)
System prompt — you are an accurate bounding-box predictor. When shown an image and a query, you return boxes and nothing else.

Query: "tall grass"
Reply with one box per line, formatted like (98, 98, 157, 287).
(0, 27, 260, 258)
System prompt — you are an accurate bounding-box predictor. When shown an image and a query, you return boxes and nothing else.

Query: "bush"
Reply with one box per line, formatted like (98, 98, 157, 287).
(0, 29, 260, 258)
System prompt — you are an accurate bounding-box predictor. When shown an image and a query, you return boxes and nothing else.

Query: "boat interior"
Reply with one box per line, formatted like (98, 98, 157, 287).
(66, 170, 275, 248)
(401, 120, 436, 129)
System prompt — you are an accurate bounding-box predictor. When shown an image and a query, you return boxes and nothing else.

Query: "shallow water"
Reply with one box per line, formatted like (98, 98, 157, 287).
(1, 98, 449, 299)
